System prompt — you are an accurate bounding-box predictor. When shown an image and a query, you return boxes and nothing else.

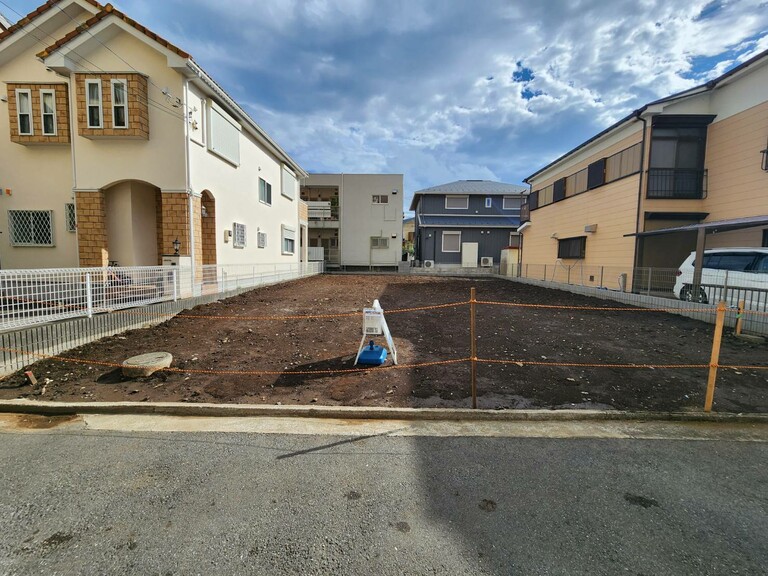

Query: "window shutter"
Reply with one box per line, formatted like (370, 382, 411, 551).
(528, 191, 539, 210)
(587, 159, 606, 190)
(553, 178, 566, 202)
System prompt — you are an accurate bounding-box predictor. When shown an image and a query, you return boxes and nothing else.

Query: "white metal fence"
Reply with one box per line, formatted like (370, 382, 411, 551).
(0, 262, 323, 332)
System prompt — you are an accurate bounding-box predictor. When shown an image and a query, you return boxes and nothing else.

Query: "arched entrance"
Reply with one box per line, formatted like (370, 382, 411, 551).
(102, 180, 161, 266)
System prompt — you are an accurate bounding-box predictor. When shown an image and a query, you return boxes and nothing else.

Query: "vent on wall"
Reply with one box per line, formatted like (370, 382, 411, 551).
(257, 231, 267, 248)
(423, 260, 435, 268)
(480, 257, 493, 267)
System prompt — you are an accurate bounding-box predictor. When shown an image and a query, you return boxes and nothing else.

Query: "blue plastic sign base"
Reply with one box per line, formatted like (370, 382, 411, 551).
(357, 344, 388, 366)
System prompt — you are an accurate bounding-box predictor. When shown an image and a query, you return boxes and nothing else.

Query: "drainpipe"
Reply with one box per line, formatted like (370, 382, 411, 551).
(632, 111, 648, 271)
(183, 78, 196, 286)
(339, 173, 344, 267)
(67, 73, 80, 266)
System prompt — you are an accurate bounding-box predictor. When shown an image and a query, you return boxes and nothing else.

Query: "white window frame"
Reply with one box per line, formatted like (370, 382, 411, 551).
(442, 231, 461, 253)
(65, 203, 77, 232)
(485, 197, 492, 208)
(40, 89, 57, 136)
(281, 225, 296, 255)
(16, 89, 33, 135)
(503, 196, 519, 210)
(85, 79, 103, 129)
(372, 194, 389, 204)
(259, 178, 272, 206)
(8, 210, 54, 246)
(110, 79, 128, 129)
(232, 222, 246, 249)
(445, 195, 468, 210)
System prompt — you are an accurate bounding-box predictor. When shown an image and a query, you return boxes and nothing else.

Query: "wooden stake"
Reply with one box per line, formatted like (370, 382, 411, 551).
(470, 287, 477, 409)
(704, 301, 726, 413)
(734, 300, 745, 336)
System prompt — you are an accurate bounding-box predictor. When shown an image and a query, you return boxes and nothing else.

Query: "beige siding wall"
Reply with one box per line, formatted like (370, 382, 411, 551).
(522, 175, 639, 270)
(703, 99, 768, 220)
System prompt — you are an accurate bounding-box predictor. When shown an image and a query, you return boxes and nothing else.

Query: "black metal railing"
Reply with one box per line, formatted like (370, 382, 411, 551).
(646, 168, 707, 199)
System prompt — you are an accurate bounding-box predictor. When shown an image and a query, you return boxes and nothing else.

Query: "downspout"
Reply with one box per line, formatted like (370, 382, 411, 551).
(67, 72, 80, 266)
(339, 173, 344, 268)
(632, 110, 648, 271)
(183, 78, 195, 288)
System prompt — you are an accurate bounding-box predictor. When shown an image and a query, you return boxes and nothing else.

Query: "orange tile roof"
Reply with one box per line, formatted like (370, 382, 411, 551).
(36, 3, 190, 60)
(0, 0, 102, 43)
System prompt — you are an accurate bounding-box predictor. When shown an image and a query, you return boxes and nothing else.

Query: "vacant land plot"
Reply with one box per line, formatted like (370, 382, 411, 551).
(1, 275, 766, 412)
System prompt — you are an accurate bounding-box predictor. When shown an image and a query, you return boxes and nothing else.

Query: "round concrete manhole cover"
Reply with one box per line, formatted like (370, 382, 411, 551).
(122, 352, 173, 378)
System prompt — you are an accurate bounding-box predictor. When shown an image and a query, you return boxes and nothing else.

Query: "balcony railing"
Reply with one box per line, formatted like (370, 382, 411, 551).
(646, 168, 707, 199)
(306, 201, 339, 221)
(520, 202, 530, 223)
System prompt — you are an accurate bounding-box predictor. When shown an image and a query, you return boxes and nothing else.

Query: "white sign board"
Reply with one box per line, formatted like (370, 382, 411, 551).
(354, 299, 398, 365)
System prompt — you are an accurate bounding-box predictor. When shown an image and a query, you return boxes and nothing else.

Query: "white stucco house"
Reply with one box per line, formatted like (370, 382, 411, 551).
(0, 0, 308, 274)
(300, 174, 404, 270)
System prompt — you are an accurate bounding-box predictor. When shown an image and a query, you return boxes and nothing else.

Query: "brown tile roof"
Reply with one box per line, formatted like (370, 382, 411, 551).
(0, 0, 102, 43)
(36, 3, 190, 60)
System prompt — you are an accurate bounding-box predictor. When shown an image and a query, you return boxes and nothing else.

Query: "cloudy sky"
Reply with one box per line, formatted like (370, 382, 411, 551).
(4, 0, 768, 209)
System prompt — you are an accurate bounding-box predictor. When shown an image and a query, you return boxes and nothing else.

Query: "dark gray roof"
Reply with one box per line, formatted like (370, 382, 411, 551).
(417, 215, 521, 228)
(409, 180, 527, 211)
(626, 215, 768, 237)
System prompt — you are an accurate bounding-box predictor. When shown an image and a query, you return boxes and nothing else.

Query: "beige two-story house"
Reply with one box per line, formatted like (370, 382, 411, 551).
(521, 50, 768, 287)
(0, 0, 307, 273)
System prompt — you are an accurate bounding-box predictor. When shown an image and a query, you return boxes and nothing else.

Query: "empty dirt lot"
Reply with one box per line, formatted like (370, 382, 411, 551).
(1, 275, 766, 412)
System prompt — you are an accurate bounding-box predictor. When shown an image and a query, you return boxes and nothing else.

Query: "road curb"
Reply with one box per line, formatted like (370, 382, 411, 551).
(1, 399, 767, 423)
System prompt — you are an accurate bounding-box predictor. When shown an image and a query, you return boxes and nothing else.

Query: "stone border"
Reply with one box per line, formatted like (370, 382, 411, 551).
(1, 399, 766, 423)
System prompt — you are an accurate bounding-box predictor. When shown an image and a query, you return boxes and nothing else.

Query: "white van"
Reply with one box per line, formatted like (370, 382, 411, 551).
(673, 248, 768, 309)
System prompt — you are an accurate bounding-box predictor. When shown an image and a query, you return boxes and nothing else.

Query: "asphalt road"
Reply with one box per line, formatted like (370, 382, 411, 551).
(1, 416, 767, 575)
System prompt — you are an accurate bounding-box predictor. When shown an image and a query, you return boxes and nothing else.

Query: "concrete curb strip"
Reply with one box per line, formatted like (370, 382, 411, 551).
(0, 400, 766, 423)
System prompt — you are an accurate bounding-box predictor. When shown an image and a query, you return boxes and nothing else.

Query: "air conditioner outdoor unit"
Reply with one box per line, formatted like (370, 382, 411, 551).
(423, 260, 435, 269)
(480, 257, 493, 267)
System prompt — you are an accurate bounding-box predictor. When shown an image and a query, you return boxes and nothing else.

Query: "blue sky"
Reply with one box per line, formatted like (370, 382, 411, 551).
(3, 0, 768, 210)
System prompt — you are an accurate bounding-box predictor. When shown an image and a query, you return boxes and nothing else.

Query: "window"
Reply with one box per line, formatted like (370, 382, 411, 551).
(65, 203, 76, 232)
(445, 195, 468, 210)
(701, 253, 757, 272)
(259, 178, 272, 205)
(16, 89, 32, 135)
(40, 90, 56, 135)
(485, 197, 492, 208)
(370, 237, 389, 249)
(111, 80, 128, 129)
(8, 210, 54, 246)
(557, 236, 586, 259)
(372, 195, 389, 204)
(232, 222, 246, 248)
(281, 166, 296, 200)
(537, 184, 554, 207)
(763, 230, 768, 248)
(208, 102, 241, 165)
(606, 143, 642, 182)
(257, 231, 267, 249)
(442, 231, 461, 252)
(508, 232, 521, 248)
(502, 196, 520, 210)
(86, 80, 103, 128)
(587, 159, 606, 190)
(281, 225, 296, 255)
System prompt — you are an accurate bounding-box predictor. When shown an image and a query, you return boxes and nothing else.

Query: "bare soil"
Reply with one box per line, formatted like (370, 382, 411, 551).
(2, 275, 766, 412)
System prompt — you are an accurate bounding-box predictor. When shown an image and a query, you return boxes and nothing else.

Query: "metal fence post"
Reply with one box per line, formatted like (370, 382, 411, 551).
(704, 301, 726, 412)
(85, 273, 93, 319)
(470, 287, 477, 409)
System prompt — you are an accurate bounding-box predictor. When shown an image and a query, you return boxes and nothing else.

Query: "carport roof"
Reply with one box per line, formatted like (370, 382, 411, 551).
(625, 215, 768, 237)
(417, 215, 521, 228)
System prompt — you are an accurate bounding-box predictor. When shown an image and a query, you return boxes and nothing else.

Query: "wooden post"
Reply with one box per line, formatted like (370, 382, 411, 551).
(735, 300, 745, 336)
(470, 287, 477, 409)
(704, 301, 726, 412)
